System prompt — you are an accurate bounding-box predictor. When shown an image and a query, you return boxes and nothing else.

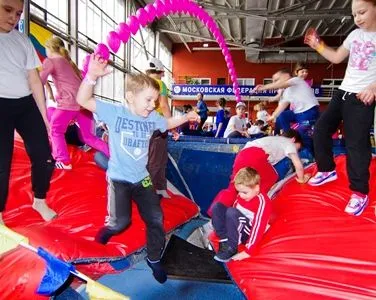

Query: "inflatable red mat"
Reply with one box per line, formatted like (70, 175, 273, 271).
(0, 139, 199, 299)
(224, 155, 376, 299)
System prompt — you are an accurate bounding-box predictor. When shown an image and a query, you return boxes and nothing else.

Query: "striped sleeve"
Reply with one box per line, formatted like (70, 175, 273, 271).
(244, 193, 272, 255)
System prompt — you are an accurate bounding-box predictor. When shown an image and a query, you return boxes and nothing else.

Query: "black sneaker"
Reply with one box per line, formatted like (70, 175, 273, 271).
(214, 246, 237, 262)
(218, 239, 228, 253)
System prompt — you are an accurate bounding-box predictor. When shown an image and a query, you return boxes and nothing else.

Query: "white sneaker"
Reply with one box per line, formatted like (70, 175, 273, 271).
(345, 194, 369, 216)
(308, 171, 337, 186)
(55, 161, 72, 170)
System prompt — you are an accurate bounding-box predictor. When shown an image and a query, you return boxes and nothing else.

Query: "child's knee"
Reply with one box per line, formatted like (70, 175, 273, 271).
(225, 207, 239, 219)
(109, 217, 131, 233)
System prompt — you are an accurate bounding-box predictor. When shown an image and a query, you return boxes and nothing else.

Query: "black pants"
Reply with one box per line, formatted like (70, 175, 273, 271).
(211, 202, 250, 249)
(0, 95, 54, 211)
(197, 117, 207, 132)
(313, 90, 375, 194)
(147, 130, 168, 190)
(100, 177, 165, 261)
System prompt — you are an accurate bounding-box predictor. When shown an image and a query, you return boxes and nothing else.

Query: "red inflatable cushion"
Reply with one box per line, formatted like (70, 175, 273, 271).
(0, 139, 199, 299)
(221, 155, 376, 299)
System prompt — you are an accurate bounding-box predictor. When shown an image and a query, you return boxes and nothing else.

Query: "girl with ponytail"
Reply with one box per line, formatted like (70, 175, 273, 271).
(40, 37, 109, 169)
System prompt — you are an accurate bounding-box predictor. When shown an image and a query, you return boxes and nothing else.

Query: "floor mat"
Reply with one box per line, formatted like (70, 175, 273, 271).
(161, 235, 232, 283)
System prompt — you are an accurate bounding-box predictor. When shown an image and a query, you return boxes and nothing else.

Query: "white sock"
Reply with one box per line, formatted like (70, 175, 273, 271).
(156, 190, 170, 199)
(32, 198, 57, 221)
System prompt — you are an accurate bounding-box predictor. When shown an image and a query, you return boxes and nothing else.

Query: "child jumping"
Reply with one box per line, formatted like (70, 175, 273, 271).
(77, 54, 199, 284)
(40, 37, 109, 170)
(305, 0, 376, 216)
(212, 167, 272, 262)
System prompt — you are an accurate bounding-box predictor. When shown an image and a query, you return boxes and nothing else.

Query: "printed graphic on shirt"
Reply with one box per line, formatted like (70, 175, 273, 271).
(115, 117, 156, 161)
(350, 40, 376, 71)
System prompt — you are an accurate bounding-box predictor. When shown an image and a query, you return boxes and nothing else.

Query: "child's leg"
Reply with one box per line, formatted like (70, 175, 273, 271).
(343, 94, 375, 195)
(313, 91, 343, 172)
(0, 99, 16, 214)
(95, 179, 132, 244)
(225, 207, 249, 250)
(76, 110, 109, 157)
(211, 202, 229, 239)
(147, 130, 168, 193)
(275, 110, 296, 133)
(50, 109, 76, 163)
(15, 97, 56, 221)
(132, 176, 165, 261)
(132, 177, 167, 283)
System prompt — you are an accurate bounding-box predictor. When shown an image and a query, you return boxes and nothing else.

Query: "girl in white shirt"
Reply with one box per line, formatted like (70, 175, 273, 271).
(305, 0, 376, 216)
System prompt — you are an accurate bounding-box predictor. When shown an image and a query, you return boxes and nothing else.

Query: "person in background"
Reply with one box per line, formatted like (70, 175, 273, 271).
(305, 0, 376, 216)
(196, 92, 208, 131)
(40, 36, 109, 170)
(212, 167, 272, 262)
(145, 57, 178, 199)
(77, 54, 199, 284)
(253, 69, 320, 153)
(214, 97, 229, 138)
(254, 102, 270, 124)
(223, 102, 249, 138)
(0, 0, 56, 224)
(294, 61, 313, 87)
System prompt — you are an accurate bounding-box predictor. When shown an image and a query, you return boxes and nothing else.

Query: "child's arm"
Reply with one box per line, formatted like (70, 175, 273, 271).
(268, 89, 283, 102)
(289, 152, 310, 183)
(267, 101, 290, 122)
(215, 122, 223, 138)
(39, 59, 53, 85)
(77, 54, 112, 112)
(242, 194, 272, 257)
(253, 80, 290, 93)
(166, 111, 200, 130)
(305, 34, 349, 64)
(28, 69, 49, 127)
(45, 81, 55, 101)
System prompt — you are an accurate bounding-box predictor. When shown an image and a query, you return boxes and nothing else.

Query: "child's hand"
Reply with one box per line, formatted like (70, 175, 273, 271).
(296, 173, 311, 184)
(186, 111, 200, 123)
(87, 54, 112, 80)
(251, 84, 263, 94)
(232, 251, 251, 261)
(170, 129, 180, 141)
(356, 86, 376, 105)
(304, 28, 321, 49)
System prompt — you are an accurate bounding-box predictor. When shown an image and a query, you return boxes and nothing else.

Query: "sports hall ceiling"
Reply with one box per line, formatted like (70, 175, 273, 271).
(141, 0, 354, 62)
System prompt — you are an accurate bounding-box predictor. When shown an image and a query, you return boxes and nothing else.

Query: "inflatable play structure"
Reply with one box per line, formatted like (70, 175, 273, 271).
(1, 138, 199, 299)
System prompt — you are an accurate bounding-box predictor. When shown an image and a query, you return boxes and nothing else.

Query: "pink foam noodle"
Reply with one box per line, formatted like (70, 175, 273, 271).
(94, 43, 110, 60)
(144, 4, 157, 23)
(136, 8, 149, 27)
(106, 31, 121, 53)
(126, 16, 140, 35)
(116, 22, 131, 43)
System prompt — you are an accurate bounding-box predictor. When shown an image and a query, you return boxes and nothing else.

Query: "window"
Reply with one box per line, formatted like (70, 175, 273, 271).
(217, 78, 226, 85)
(31, 0, 68, 33)
(237, 78, 255, 85)
(263, 78, 273, 85)
(192, 78, 211, 85)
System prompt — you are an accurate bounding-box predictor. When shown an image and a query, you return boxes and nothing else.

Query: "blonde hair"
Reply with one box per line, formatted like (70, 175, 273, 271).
(45, 37, 82, 80)
(234, 167, 260, 187)
(125, 72, 160, 102)
(254, 101, 266, 111)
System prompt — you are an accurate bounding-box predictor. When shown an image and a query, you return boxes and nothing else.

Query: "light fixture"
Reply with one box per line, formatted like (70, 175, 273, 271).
(203, 43, 209, 48)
